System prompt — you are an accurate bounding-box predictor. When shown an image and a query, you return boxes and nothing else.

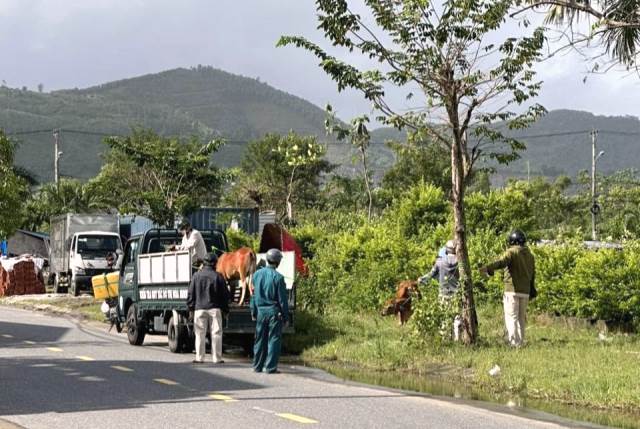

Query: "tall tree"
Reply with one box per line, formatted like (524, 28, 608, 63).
(227, 133, 334, 220)
(325, 109, 375, 220)
(90, 129, 226, 227)
(0, 130, 28, 238)
(279, 0, 546, 344)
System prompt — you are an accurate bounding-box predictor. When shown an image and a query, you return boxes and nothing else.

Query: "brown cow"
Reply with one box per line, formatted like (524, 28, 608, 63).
(381, 280, 420, 325)
(216, 247, 257, 305)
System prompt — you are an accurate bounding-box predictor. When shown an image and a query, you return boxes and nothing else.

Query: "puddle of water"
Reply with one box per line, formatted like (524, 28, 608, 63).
(310, 362, 640, 429)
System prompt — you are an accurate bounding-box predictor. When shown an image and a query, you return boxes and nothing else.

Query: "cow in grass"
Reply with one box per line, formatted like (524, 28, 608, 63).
(381, 280, 420, 325)
(216, 247, 257, 305)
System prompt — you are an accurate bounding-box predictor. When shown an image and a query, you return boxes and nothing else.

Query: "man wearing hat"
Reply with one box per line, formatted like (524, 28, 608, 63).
(187, 252, 230, 364)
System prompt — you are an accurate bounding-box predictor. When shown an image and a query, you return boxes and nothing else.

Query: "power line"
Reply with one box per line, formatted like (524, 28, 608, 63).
(6, 127, 640, 145)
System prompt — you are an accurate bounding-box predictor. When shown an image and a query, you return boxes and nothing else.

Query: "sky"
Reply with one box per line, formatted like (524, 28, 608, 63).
(1, 0, 639, 123)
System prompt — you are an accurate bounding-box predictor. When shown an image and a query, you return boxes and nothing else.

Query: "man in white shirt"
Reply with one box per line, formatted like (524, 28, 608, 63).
(176, 221, 207, 265)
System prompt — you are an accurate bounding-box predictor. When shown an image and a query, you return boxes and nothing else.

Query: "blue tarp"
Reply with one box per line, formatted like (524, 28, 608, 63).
(0, 240, 7, 255)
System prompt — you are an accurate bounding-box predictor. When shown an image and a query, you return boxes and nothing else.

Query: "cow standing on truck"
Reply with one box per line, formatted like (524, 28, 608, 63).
(187, 252, 230, 364)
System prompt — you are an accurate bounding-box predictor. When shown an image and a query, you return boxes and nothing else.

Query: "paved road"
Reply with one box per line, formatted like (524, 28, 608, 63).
(0, 307, 591, 429)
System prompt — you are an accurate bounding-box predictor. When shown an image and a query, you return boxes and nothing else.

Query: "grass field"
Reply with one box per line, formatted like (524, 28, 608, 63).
(288, 305, 640, 412)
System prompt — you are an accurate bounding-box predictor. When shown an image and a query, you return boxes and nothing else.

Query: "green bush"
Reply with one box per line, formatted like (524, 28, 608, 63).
(224, 228, 259, 251)
(532, 241, 640, 329)
(295, 181, 640, 331)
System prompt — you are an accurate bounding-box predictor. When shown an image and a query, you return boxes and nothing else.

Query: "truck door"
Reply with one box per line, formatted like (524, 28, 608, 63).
(118, 237, 140, 318)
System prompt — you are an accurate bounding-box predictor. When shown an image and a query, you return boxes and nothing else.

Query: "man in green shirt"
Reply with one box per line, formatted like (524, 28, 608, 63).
(480, 230, 535, 347)
(251, 249, 289, 374)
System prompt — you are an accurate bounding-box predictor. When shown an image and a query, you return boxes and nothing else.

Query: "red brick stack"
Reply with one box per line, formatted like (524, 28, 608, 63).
(0, 260, 45, 297)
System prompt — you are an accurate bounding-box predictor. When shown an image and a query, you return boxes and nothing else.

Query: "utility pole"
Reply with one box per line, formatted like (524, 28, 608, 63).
(590, 129, 604, 241)
(53, 129, 61, 187)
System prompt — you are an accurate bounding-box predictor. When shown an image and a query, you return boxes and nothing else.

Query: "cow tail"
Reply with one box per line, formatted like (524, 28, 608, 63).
(248, 250, 257, 293)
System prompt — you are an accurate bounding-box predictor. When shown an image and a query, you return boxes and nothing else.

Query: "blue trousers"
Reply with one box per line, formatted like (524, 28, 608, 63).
(253, 311, 283, 373)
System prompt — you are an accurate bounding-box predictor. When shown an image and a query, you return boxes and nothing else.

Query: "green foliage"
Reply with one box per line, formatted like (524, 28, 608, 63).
(90, 129, 226, 227)
(410, 289, 462, 345)
(533, 242, 640, 328)
(298, 183, 449, 313)
(224, 228, 259, 252)
(381, 141, 451, 202)
(22, 179, 105, 232)
(227, 133, 334, 218)
(0, 130, 28, 238)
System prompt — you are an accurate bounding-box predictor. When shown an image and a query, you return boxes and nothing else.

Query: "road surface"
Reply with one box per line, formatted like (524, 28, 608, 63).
(0, 306, 593, 429)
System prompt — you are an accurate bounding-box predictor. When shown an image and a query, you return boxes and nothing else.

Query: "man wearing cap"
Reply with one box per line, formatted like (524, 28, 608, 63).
(251, 249, 289, 374)
(176, 221, 207, 265)
(418, 240, 462, 341)
(187, 252, 230, 364)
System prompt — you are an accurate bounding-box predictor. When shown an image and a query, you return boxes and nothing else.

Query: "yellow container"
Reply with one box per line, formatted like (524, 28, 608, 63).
(91, 272, 120, 299)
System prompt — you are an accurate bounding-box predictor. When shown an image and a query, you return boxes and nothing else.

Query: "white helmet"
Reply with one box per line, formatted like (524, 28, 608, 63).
(445, 240, 456, 254)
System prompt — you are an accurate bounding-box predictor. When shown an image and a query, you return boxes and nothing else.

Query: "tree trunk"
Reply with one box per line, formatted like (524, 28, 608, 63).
(361, 146, 373, 221)
(451, 137, 478, 345)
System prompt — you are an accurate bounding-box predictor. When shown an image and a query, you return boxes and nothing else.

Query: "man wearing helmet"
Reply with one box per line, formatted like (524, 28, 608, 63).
(418, 240, 462, 341)
(480, 230, 536, 347)
(251, 248, 289, 374)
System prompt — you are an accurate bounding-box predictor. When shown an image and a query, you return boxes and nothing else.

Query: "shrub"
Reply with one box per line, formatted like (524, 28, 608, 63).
(225, 228, 259, 251)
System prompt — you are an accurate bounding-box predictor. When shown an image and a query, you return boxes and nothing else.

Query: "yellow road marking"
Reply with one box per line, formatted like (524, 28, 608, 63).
(111, 365, 134, 372)
(276, 413, 318, 424)
(153, 378, 178, 386)
(23, 340, 36, 345)
(209, 393, 237, 402)
(76, 356, 95, 361)
(2, 334, 14, 338)
(47, 347, 63, 352)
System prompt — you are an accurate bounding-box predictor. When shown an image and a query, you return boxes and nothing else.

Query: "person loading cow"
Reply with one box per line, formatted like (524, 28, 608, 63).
(418, 240, 462, 341)
(480, 230, 535, 348)
(187, 252, 230, 364)
(251, 249, 289, 374)
(175, 221, 207, 266)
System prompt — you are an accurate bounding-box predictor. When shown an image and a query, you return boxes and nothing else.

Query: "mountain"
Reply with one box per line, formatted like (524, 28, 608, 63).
(1, 66, 333, 182)
(2, 67, 640, 183)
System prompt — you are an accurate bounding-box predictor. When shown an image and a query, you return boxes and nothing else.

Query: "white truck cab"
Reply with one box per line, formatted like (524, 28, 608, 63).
(68, 231, 123, 294)
(49, 214, 123, 295)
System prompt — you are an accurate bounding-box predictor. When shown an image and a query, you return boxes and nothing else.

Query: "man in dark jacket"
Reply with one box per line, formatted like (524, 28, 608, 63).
(251, 249, 289, 374)
(480, 230, 535, 347)
(187, 252, 230, 364)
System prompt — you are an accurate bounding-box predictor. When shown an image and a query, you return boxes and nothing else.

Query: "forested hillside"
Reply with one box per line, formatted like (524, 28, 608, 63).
(1, 66, 639, 182)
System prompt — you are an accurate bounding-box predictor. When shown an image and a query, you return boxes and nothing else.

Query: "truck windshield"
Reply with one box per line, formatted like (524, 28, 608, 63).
(77, 235, 120, 256)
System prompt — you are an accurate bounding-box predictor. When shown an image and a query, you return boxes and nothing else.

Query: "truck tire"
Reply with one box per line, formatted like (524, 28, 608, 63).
(70, 275, 80, 297)
(127, 305, 146, 346)
(168, 315, 187, 353)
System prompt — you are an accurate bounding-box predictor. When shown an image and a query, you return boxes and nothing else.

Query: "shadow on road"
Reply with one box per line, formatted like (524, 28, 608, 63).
(0, 357, 264, 415)
(0, 320, 70, 348)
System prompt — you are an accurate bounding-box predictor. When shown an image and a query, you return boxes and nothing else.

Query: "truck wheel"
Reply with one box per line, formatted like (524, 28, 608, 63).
(127, 305, 146, 346)
(182, 331, 195, 353)
(70, 275, 80, 297)
(53, 275, 61, 294)
(168, 315, 187, 353)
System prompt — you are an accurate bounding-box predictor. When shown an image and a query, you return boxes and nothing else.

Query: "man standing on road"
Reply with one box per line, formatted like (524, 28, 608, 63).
(418, 240, 462, 341)
(480, 230, 535, 347)
(187, 252, 230, 364)
(176, 221, 207, 266)
(251, 249, 289, 374)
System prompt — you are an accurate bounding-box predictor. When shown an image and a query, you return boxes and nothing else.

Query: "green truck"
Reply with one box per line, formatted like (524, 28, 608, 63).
(117, 228, 295, 354)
